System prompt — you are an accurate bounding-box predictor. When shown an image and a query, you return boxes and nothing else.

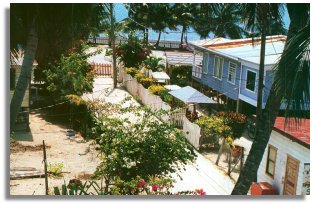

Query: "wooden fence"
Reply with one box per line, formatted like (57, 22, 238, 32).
(170, 107, 186, 128)
(91, 63, 112, 76)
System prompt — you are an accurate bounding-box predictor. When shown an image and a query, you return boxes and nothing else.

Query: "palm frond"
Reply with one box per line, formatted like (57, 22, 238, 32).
(272, 23, 310, 121)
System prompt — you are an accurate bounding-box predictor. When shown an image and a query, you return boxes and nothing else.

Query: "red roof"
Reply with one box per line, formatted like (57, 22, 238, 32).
(274, 117, 310, 148)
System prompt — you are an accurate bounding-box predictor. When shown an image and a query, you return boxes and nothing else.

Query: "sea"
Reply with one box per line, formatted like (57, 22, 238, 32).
(99, 3, 290, 42)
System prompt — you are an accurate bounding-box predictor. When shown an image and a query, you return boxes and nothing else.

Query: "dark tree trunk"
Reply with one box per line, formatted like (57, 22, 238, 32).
(110, 4, 117, 88)
(155, 31, 162, 47)
(10, 20, 38, 130)
(180, 26, 185, 46)
(231, 4, 308, 195)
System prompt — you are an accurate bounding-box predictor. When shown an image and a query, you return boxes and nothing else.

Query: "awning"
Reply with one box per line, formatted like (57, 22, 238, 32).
(164, 85, 181, 91)
(152, 72, 170, 83)
(169, 86, 217, 104)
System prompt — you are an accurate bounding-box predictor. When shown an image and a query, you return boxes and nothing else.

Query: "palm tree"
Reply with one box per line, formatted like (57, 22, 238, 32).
(231, 3, 310, 195)
(171, 3, 195, 47)
(10, 4, 105, 129)
(193, 3, 247, 39)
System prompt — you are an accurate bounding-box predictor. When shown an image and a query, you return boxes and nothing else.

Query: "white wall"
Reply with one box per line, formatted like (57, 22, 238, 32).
(257, 130, 310, 195)
(182, 116, 201, 150)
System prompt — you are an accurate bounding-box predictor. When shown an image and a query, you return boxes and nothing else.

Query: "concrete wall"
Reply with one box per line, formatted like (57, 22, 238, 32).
(257, 130, 310, 195)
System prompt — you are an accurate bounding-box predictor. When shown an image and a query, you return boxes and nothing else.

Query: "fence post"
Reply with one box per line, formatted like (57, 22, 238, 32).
(240, 147, 244, 171)
(228, 148, 232, 175)
(43, 140, 49, 195)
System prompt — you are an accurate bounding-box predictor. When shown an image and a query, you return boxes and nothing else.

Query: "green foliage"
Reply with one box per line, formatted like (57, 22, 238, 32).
(216, 111, 247, 139)
(90, 104, 196, 184)
(139, 77, 155, 88)
(170, 66, 192, 87)
(125, 67, 139, 77)
(48, 162, 64, 177)
(148, 84, 165, 95)
(158, 89, 185, 109)
(53, 177, 206, 195)
(142, 56, 165, 72)
(114, 36, 151, 67)
(44, 43, 97, 100)
(196, 115, 232, 148)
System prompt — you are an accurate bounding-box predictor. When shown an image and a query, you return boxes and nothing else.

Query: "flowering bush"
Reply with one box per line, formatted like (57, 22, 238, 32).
(216, 111, 246, 139)
(114, 36, 151, 67)
(139, 77, 155, 88)
(148, 84, 166, 95)
(134, 72, 145, 82)
(125, 67, 139, 77)
(196, 115, 232, 148)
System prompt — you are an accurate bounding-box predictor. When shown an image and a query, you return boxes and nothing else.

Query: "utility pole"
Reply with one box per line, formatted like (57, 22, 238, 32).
(110, 3, 117, 88)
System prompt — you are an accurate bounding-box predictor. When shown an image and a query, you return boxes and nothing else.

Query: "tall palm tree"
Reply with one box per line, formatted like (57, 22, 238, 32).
(232, 3, 310, 195)
(10, 4, 104, 129)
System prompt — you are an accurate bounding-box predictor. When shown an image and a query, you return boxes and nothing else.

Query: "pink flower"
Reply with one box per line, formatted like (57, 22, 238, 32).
(136, 180, 146, 188)
(152, 184, 158, 191)
(195, 188, 206, 195)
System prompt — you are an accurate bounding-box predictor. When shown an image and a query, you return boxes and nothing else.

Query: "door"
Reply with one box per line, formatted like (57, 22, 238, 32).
(283, 155, 300, 195)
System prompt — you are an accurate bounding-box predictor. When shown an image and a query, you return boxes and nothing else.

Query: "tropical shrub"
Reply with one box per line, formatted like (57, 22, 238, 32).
(53, 177, 206, 195)
(142, 56, 165, 72)
(196, 115, 232, 148)
(148, 84, 165, 95)
(44, 42, 97, 100)
(125, 67, 139, 77)
(114, 36, 151, 67)
(216, 111, 247, 139)
(90, 104, 196, 192)
(139, 77, 154, 88)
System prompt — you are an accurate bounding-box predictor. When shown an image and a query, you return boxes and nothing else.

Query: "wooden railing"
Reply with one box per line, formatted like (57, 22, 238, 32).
(88, 37, 182, 49)
(90, 63, 112, 76)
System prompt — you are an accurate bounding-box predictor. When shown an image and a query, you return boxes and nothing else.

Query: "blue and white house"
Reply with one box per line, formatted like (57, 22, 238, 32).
(189, 35, 286, 114)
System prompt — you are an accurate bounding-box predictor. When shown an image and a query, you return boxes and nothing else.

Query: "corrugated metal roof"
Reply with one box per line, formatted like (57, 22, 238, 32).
(165, 51, 202, 66)
(169, 86, 217, 104)
(274, 117, 310, 148)
(190, 35, 286, 66)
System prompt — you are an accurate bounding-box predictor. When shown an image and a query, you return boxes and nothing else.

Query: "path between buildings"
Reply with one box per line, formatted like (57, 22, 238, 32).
(86, 77, 235, 195)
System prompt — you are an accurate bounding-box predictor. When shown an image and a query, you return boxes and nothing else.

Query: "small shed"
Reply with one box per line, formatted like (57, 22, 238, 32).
(151, 71, 170, 84)
(257, 117, 310, 195)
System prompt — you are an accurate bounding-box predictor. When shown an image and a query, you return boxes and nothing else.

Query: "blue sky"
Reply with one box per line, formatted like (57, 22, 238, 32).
(113, 3, 290, 41)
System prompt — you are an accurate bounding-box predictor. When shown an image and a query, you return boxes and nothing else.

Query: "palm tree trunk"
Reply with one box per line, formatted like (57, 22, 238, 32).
(231, 6, 307, 194)
(110, 3, 117, 88)
(231, 92, 283, 194)
(10, 20, 38, 130)
(155, 31, 162, 47)
(180, 26, 185, 47)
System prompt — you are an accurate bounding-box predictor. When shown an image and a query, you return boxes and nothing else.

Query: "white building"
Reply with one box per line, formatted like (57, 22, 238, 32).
(257, 117, 310, 195)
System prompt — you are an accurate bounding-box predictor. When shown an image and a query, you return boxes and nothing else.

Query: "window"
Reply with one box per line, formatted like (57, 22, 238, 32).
(246, 70, 256, 92)
(213, 56, 223, 80)
(266, 145, 277, 178)
(203, 53, 209, 74)
(228, 62, 236, 84)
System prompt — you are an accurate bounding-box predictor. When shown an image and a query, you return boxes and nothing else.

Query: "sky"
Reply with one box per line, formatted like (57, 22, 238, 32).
(112, 3, 291, 41)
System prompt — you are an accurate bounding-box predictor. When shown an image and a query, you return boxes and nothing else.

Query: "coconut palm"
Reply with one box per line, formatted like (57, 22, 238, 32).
(10, 4, 105, 129)
(231, 3, 310, 195)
